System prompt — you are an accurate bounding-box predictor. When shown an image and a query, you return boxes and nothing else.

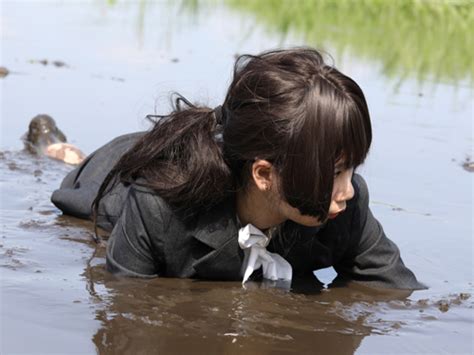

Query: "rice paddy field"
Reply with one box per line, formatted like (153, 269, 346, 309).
(1, 1, 473, 354)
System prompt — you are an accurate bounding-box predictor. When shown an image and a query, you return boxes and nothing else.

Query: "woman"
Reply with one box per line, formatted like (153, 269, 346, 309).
(51, 48, 424, 289)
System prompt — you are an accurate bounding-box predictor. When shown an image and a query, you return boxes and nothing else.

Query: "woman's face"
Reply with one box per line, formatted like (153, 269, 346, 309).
(280, 166, 355, 227)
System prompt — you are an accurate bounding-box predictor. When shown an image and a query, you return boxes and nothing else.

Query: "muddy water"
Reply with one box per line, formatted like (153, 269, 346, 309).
(1, 1, 473, 354)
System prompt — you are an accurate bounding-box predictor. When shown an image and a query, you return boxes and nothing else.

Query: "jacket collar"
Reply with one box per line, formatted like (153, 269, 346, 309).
(191, 197, 244, 280)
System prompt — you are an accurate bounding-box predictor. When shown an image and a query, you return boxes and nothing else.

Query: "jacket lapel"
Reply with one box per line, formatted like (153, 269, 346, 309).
(191, 198, 244, 280)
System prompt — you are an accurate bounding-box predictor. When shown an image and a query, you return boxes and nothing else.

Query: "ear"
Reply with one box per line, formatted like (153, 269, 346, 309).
(251, 159, 274, 192)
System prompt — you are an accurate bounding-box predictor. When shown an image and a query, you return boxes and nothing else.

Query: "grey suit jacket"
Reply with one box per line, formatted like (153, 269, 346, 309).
(51, 133, 425, 290)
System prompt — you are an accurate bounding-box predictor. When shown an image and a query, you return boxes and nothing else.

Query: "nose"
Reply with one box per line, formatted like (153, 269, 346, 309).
(334, 179, 355, 203)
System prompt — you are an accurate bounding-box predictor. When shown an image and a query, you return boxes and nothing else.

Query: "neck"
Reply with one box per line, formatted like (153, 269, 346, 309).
(236, 185, 285, 230)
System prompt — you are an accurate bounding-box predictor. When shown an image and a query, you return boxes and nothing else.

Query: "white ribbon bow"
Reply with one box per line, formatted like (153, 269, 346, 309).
(238, 224, 293, 284)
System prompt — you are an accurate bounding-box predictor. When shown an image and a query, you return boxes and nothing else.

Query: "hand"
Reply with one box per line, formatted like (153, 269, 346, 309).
(45, 143, 85, 165)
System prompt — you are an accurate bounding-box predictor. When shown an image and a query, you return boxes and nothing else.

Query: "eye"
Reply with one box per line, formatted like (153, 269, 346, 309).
(334, 170, 342, 177)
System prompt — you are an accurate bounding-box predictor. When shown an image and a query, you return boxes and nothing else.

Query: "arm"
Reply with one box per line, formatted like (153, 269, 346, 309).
(334, 175, 426, 290)
(106, 186, 166, 278)
(46, 143, 86, 165)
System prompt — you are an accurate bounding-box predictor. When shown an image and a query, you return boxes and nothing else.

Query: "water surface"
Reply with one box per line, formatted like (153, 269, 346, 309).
(1, 1, 472, 354)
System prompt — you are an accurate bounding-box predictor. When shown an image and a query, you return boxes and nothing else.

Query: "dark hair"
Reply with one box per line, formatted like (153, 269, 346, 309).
(93, 47, 371, 227)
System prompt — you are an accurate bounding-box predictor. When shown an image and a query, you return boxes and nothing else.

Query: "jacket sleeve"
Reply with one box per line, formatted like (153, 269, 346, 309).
(51, 132, 145, 230)
(334, 175, 426, 290)
(106, 186, 166, 278)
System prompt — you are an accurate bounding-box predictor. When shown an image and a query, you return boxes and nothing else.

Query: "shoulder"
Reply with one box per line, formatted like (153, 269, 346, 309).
(85, 132, 146, 163)
(126, 182, 194, 233)
(98, 132, 146, 151)
(352, 173, 369, 203)
(128, 183, 172, 218)
(346, 173, 370, 217)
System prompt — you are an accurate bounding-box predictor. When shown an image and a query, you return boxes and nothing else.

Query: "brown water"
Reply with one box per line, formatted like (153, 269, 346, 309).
(1, 1, 473, 354)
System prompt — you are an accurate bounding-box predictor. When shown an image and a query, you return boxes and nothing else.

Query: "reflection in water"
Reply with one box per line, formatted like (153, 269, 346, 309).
(107, 0, 472, 85)
(225, 0, 473, 85)
(84, 246, 413, 354)
(106, 0, 201, 48)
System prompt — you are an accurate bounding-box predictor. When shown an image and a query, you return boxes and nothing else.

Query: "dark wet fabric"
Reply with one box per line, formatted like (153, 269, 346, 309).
(51, 132, 145, 231)
(51, 133, 425, 290)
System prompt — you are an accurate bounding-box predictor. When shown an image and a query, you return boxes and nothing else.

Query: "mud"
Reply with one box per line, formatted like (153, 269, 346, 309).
(0, 66, 9, 78)
(29, 59, 69, 68)
(1, 1, 472, 354)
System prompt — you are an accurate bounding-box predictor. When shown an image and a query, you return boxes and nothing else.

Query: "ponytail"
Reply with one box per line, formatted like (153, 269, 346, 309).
(92, 94, 233, 232)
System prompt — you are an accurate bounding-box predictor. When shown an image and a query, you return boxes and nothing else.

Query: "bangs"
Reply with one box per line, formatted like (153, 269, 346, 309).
(280, 71, 372, 220)
(334, 95, 372, 170)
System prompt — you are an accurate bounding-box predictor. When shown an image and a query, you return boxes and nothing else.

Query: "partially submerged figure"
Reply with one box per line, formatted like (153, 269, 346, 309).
(51, 48, 425, 290)
(23, 114, 85, 165)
